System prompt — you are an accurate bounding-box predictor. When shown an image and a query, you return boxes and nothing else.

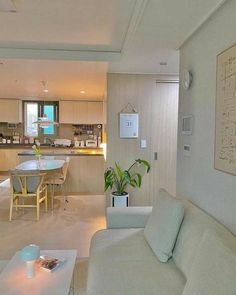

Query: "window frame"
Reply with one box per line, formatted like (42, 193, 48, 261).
(23, 100, 59, 138)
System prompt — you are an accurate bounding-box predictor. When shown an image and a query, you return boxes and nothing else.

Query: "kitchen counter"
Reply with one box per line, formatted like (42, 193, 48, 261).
(18, 148, 105, 194)
(0, 144, 104, 156)
(0, 146, 105, 193)
(18, 148, 104, 156)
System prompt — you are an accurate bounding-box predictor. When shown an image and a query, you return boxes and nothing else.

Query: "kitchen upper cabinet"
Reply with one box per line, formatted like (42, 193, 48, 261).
(59, 100, 75, 124)
(88, 101, 103, 124)
(0, 99, 22, 123)
(59, 100, 103, 124)
(75, 101, 88, 123)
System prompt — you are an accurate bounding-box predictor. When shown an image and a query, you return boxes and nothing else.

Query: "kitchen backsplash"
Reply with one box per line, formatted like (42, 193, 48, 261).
(0, 122, 103, 146)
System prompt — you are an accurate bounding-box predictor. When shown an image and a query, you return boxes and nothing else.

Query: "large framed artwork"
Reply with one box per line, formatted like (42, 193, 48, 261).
(215, 43, 236, 175)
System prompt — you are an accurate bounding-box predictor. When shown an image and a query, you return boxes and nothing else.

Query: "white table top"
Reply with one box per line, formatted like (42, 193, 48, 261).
(0, 249, 77, 295)
(16, 159, 65, 172)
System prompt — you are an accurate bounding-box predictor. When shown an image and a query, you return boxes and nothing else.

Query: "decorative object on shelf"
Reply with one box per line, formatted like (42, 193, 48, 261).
(21, 244, 40, 278)
(182, 69, 193, 90)
(181, 115, 193, 135)
(104, 159, 150, 207)
(119, 103, 139, 138)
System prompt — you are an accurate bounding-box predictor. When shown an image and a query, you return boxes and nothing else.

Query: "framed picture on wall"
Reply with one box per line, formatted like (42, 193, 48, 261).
(119, 113, 139, 138)
(215, 43, 236, 175)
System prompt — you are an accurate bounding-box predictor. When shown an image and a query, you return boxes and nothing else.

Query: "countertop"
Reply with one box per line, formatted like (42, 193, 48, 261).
(0, 144, 104, 156)
(18, 149, 104, 156)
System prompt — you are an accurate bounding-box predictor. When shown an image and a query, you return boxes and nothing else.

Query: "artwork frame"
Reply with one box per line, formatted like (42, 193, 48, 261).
(119, 112, 139, 138)
(214, 43, 236, 175)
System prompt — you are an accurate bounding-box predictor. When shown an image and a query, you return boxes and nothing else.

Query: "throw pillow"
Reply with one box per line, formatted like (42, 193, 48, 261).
(144, 189, 185, 262)
(182, 230, 236, 295)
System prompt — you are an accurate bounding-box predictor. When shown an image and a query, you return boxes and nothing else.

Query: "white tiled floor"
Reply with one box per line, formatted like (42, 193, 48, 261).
(0, 180, 106, 260)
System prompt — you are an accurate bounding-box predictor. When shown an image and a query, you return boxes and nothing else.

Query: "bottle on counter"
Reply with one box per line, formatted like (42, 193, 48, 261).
(24, 136, 29, 144)
(97, 134, 101, 148)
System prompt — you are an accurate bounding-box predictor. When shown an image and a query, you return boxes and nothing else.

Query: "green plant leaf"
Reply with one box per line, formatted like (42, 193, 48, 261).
(135, 173, 142, 187)
(135, 159, 151, 173)
(115, 162, 123, 179)
(104, 159, 151, 193)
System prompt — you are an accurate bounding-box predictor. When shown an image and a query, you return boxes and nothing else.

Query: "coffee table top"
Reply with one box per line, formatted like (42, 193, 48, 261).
(0, 249, 77, 295)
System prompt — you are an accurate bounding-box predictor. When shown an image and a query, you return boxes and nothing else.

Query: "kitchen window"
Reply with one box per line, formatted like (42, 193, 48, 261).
(24, 101, 59, 137)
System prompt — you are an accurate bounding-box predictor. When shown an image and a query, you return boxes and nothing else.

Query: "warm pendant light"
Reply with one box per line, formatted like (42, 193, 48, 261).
(33, 81, 59, 128)
(33, 114, 59, 128)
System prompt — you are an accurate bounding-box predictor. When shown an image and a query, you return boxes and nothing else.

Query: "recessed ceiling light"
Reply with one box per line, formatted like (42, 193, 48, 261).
(160, 62, 167, 66)
(43, 89, 49, 93)
(80, 90, 85, 94)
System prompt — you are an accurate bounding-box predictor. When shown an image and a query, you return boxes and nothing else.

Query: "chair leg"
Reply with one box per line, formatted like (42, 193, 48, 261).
(37, 194, 40, 221)
(45, 188, 48, 212)
(9, 196, 14, 221)
(15, 198, 18, 211)
(51, 183, 55, 211)
(62, 184, 66, 210)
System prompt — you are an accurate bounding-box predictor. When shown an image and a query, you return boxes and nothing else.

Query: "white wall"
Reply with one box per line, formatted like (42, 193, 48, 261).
(177, 0, 236, 234)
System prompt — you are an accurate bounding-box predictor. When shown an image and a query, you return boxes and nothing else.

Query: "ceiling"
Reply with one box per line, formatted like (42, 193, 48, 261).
(0, 0, 227, 100)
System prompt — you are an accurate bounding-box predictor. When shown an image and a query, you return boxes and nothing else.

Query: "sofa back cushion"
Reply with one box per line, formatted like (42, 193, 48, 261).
(182, 229, 236, 295)
(173, 200, 233, 279)
(144, 189, 185, 262)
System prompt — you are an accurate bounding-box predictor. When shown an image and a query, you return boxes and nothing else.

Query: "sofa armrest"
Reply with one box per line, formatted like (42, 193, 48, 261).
(106, 206, 152, 229)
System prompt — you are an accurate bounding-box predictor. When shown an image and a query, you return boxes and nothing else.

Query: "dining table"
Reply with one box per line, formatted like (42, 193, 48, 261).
(15, 159, 65, 210)
(15, 159, 65, 172)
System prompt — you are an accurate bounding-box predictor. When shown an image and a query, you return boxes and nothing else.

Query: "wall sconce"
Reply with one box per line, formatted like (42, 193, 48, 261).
(21, 244, 40, 278)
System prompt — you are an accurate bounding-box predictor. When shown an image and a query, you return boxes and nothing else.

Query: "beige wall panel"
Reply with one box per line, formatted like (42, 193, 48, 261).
(107, 73, 178, 206)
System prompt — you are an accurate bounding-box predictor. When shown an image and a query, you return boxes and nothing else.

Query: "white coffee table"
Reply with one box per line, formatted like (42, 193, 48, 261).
(0, 249, 77, 295)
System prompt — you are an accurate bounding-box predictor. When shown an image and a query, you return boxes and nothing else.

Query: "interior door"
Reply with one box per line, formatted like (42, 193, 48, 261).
(151, 81, 179, 200)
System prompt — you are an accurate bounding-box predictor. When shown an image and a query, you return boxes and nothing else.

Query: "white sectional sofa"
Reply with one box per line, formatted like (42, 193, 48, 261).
(87, 189, 236, 295)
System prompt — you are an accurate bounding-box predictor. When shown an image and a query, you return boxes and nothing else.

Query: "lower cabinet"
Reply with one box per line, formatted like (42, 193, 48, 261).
(65, 155, 105, 194)
(19, 152, 105, 194)
(0, 149, 23, 171)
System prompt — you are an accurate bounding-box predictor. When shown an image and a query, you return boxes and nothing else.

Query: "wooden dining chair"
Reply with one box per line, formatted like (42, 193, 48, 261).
(9, 169, 48, 221)
(44, 157, 70, 210)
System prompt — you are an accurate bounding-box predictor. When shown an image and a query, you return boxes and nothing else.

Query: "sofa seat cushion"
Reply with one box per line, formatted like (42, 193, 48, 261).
(87, 228, 186, 295)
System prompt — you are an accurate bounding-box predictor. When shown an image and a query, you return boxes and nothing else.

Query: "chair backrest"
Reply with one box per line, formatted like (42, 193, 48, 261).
(62, 157, 70, 181)
(9, 169, 46, 194)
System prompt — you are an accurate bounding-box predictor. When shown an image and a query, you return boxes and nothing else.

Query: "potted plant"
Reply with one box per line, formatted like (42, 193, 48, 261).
(104, 159, 151, 207)
(32, 142, 41, 162)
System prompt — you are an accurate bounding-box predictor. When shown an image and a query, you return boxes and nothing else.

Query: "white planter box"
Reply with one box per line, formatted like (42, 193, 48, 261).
(110, 193, 129, 207)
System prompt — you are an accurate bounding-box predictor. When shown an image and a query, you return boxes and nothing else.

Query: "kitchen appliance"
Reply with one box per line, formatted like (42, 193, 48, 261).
(85, 139, 97, 147)
(74, 140, 85, 147)
(54, 139, 72, 147)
